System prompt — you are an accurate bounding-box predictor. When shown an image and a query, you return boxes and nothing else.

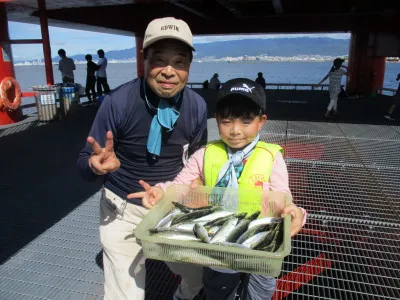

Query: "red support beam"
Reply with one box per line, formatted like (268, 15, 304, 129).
(347, 29, 387, 95)
(21, 92, 35, 97)
(38, 0, 54, 85)
(7, 39, 43, 44)
(136, 35, 144, 78)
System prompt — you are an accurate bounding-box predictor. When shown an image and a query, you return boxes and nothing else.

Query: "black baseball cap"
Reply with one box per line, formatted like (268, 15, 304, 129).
(217, 78, 266, 112)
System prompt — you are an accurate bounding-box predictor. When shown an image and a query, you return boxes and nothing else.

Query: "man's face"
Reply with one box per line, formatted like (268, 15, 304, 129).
(216, 114, 267, 149)
(144, 40, 191, 98)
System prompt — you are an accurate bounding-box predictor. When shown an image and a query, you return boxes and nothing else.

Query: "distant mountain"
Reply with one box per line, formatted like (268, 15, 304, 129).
(20, 37, 350, 63)
(194, 38, 349, 58)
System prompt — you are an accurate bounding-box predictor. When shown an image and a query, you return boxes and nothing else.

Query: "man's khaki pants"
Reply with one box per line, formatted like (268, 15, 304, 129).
(100, 188, 203, 300)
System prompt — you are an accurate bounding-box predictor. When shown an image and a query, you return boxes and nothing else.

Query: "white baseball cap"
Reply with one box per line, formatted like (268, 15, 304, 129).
(143, 17, 195, 51)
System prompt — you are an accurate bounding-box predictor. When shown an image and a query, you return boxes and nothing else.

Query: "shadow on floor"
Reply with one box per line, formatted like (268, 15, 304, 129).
(0, 105, 103, 264)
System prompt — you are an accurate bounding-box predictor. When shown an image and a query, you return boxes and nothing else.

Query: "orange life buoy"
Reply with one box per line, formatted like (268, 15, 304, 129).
(0, 77, 22, 111)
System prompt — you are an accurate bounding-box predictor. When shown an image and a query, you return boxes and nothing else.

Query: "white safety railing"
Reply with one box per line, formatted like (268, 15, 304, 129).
(377, 87, 397, 96)
(186, 82, 333, 91)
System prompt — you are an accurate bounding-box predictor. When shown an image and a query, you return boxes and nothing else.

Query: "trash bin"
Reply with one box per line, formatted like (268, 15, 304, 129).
(32, 85, 60, 122)
(59, 84, 80, 117)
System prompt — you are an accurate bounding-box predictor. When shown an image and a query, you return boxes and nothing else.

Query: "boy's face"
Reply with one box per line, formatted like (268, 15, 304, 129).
(217, 114, 267, 149)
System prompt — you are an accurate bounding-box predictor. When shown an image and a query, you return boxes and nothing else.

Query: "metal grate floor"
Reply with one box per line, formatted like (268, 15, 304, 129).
(0, 120, 399, 299)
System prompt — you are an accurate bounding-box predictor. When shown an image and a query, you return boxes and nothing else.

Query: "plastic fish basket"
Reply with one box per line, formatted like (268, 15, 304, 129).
(135, 185, 292, 276)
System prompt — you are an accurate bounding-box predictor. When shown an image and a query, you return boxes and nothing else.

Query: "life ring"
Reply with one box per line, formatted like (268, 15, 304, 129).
(0, 77, 22, 111)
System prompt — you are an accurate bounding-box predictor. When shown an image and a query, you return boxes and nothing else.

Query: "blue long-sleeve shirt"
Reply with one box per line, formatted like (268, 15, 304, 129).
(77, 77, 207, 205)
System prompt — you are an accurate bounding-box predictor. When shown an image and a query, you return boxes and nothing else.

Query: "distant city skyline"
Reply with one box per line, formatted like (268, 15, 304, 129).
(8, 21, 350, 61)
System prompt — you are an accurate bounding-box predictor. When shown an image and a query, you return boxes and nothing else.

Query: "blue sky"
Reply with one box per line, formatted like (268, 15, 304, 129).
(8, 22, 350, 61)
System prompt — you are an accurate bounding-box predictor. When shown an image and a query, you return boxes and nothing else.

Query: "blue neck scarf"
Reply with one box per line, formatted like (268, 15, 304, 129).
(211, 135, 260, 209)
(144, 81, 181, 159)
(215, 134, 260, 188)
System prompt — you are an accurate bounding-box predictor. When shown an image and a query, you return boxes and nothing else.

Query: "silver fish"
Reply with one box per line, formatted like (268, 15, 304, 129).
(248, 217, 283, 230)
(225, 219, 250, 243)
(194, 224, 211, 243)
(149, 227, 194, 234)
(210, 216, 239, 243)
(153, 231, 199, 241)
(253, 223, 279, 250)
(172, 202, 215, 212)
(171, 202, 192, 213)
(193, 211, 234, 223)
(171, 207, 218, 226)
(204, 212, 247, 227)
(173, 223, 196, 231)
(156, 209, 182, 228)
(260, 221, 284, 252)
(241, 231, 271, 249)
(207, 225, 220, 236)
(236, 223, 274, 244)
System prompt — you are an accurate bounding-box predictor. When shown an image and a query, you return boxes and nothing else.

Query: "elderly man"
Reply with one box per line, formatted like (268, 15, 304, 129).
(77, 17, 207, 300)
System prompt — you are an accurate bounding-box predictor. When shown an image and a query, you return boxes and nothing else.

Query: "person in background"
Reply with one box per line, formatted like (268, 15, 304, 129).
(317, 58, 348, 118)
(209, 73, 221, 90)
(96, 49, 111, 96)
(77, 17, 207, 300)
(58, 49, 75, 83)
(84, 54, 98, 103)
(384, 72, 400, 121)
(255, 72, 266, 89)
(130, 78, 307, 300)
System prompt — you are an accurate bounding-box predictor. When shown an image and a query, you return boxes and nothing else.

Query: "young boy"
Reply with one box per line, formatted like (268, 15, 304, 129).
(129, 78, 306, 300)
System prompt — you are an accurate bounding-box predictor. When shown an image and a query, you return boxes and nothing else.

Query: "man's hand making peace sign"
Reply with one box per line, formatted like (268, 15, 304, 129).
(87, 131, 120, 175)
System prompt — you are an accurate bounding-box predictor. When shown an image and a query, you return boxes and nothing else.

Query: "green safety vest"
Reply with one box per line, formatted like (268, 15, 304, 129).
(204, 140, 283, 213)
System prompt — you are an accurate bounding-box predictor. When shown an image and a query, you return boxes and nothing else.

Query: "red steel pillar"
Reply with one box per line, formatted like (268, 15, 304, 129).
(38, 0, 54, 85)
(135, 35, 144, 78)
(370, 57, 386, 95)
(346, 31, 386, 95)
(0, 2, 22, 125)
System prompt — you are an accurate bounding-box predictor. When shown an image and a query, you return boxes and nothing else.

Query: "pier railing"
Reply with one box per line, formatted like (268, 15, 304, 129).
(19, 83, 397, 113)
(186, 82, 332, 90)
(377, 87, 397, 96)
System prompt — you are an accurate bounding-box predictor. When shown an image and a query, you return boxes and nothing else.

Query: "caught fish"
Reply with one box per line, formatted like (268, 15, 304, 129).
(194, 224, 211, 243)
(173, 223, 197, 231)
(204, 212, 247, 227)
(171, 207, 218, 226)
(193, 210, 234, 223)
(248, 217, 282, 230)
(206, 225, 221, 237)
(241, 231, 271, 249)
(211, 216, 239, 243)
(253, 223, 279, 250)
(153, 231, 200, 241)
(172, 202, 214, 212)
(149, 227, 194, 234)
(236, 223, 274, 244)
(172, 202, 191, 213)
(189, 205, 215, 211)
(224, 211, 261, 243)
(156, 208, 182, 228)
(260, 222, 284, 252)
(246, 211, 261, 221)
